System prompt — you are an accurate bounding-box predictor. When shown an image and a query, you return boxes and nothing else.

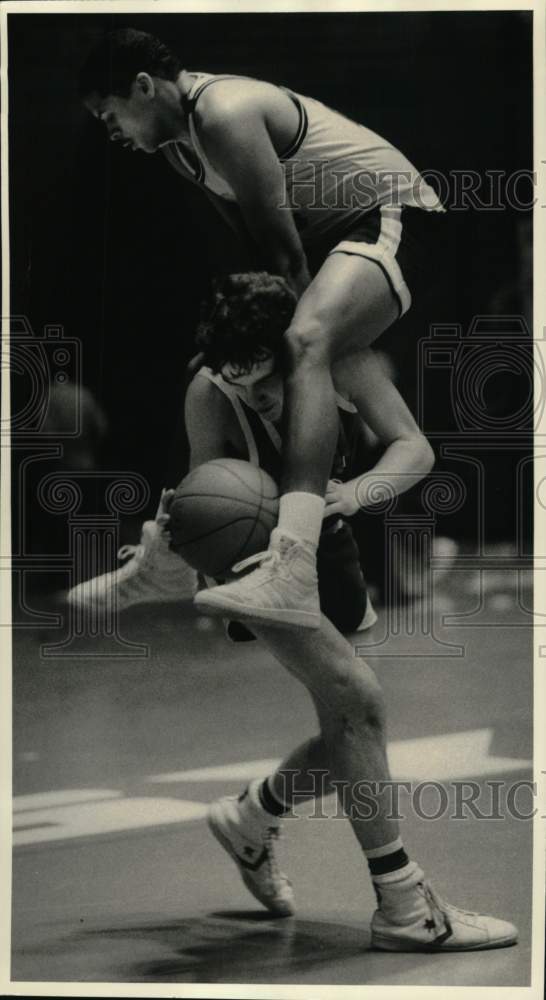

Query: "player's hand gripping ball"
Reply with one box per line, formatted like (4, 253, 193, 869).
(168, 459, 279, 577)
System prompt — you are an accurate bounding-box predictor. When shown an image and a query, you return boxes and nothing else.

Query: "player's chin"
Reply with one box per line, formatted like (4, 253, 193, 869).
(138, 138, 158, 154)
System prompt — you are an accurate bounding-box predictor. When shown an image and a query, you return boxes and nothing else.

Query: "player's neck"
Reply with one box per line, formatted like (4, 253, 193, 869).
(171, 70, 197, 141)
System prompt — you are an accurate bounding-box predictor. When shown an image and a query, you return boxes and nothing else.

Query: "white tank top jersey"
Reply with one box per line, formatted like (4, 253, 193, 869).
(163, 73, 444, 242)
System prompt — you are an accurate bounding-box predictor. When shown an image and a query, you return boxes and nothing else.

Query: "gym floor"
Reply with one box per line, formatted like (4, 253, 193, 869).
(10, 566, 534, 988)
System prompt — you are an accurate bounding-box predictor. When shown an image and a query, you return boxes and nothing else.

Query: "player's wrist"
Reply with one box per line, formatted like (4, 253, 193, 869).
(355, 473, 397, 511)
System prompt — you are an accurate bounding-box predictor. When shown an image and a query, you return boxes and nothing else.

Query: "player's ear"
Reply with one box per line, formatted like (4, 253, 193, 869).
(134, 72, 155, 99)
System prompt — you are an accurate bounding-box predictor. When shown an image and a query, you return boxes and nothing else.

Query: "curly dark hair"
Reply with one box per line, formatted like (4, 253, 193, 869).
(196, 272, 297, 375)
(79, 29, 181, 100)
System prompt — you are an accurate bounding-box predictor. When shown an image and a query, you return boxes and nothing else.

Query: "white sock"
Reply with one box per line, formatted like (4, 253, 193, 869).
(278, 492, 325, 548)
(373, 859, 419, 886)
(372, 861, 427, 923)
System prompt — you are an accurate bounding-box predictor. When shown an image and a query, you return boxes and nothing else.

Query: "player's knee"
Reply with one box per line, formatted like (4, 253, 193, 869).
(354, 678, 386, 733)
(332, 672, 386, 736)
(362, 696, 387, 736)
(284, 318, 331, 368)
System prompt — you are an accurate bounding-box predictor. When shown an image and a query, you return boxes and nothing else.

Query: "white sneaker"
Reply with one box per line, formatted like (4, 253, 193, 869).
(194, 528, 320, 629)
(67, 493, 197, 613)
(208, 779, 295, 917)
(371, 865, 518, 951)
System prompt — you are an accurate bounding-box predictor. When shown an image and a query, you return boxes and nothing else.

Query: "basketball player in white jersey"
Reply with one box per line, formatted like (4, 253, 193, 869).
(68, 272, 517, 951)
(79, 28, 446, 630)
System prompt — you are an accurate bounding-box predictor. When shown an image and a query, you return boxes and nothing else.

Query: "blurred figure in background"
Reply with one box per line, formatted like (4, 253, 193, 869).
(41, 380, 108, 470)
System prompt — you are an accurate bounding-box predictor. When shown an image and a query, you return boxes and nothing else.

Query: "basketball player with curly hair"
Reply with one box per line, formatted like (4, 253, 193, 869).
(69, 272, 517, 951)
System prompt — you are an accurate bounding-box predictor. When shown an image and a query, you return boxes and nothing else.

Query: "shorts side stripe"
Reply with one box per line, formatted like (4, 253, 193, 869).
(328, 207, 412, 316)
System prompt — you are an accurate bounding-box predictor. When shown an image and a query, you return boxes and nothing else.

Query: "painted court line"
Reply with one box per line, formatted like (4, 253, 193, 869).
(146, 729, 531, 785)
(13, 730, 531, 846)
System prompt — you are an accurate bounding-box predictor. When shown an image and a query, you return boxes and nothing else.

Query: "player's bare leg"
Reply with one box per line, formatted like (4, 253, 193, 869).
(195, 255, 399, 629)
(267, 735, 334, 808)
(281, 252, 400, 493)
(254, 616, 402, 850)
(209, 615, 518, 949)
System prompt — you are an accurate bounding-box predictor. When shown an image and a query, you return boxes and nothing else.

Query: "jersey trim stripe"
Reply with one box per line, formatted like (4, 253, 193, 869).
(278, 91, 309, 161)
(197, 369, 260, 466)
(171, 141, 205, 184)
(179, 75, 309, 182)
(181, 74, 243, 116)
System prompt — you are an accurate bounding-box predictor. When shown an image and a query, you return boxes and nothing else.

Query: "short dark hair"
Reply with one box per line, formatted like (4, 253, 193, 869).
(196, 273, 297, 375)
(79, 28, 181, 100)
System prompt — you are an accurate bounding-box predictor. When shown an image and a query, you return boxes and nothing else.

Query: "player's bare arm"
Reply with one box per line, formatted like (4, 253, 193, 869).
(202, 188, 249, 242)
(184, 373, 244, 470)
(195, 83, 311, 295)
(326, 350, 435, 518)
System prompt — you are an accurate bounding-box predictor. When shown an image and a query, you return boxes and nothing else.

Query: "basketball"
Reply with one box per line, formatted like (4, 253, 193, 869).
(168, 459, 279, 578)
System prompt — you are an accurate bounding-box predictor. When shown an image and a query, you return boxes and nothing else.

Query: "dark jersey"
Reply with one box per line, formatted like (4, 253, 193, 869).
(196, 367, 365, 491)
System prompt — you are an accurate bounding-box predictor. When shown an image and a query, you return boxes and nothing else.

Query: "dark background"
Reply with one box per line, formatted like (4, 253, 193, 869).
(8, 11, 533, 567)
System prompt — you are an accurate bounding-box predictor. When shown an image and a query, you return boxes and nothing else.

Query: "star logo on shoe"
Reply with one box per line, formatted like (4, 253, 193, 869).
(231, 845, 269, 871)
(424, 918, 436, 932)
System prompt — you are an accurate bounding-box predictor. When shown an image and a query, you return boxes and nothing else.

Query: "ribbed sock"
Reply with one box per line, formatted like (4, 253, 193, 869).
(364, 837, 412, 881)
(257, 776, 290, 817)
(278, 492, 325, 548)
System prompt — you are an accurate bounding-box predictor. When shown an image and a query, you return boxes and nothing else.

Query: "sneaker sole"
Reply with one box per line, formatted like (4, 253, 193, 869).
(356, 602, 378, 632)
(66, 595, 136, 614)
(195, 593, 320, 630)
(66, 594, 114, 613)
(371, 931, 518, 952)
(66, 590, 179, 613)
(207, 808, 295, 918)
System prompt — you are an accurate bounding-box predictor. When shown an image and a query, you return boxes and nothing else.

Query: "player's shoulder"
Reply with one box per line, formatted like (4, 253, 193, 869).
(186, 369, 231, 412)
(186, 371, 243, 440)
(195, 76, 285, 130)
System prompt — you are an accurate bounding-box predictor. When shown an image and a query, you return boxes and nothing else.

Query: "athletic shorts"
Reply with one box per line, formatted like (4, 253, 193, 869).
(304, 205, 446, 317)
(317, 520, 368, 633)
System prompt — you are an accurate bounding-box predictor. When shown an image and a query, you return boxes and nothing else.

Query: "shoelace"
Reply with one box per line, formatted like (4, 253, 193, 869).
(425, 885, 479, 920)
(117, 544, 141, 562)
(116, 521, 167, 567)
(423, 883, 451, 929)
(263, 827, 292, 890)
(232, 547, 281, 575)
